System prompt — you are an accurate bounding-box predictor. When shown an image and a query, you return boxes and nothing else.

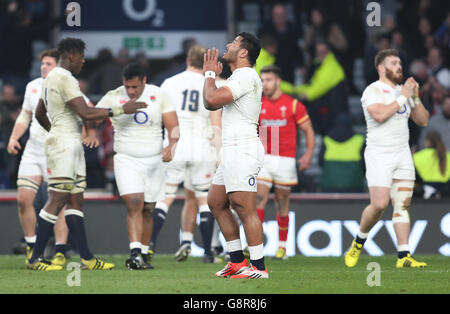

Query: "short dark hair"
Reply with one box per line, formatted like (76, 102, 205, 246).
(122, 62, 147, 81)
(260, 65, 282, 79)
(374, 48, 400, 69)
(237, 32, 261, 66)
(57, 38, 85, 55)
(39, 48, 59, 62)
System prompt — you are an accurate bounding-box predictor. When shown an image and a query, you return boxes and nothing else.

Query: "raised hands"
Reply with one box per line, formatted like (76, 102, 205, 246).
(203, 48, 223, 77)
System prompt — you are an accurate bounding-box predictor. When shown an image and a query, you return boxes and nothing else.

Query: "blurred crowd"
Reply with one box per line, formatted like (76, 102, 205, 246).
(0, 0, 449, 196)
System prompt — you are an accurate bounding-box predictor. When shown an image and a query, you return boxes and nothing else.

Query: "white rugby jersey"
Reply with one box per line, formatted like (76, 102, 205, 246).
(161, 71, 213, 154)
(25, 77, 90, 145)
(220, 67, 262, 146)
(361, 80, 414, 148)
(23, 78, 48, 145)
(96, 84, 175, 158)
(40, 67, 84, 137)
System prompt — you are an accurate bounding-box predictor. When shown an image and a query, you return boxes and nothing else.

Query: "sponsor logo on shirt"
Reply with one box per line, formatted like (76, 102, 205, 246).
(260, 119, 287, 127)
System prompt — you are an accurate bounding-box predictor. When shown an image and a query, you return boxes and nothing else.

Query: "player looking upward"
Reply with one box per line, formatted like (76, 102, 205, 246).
(257, 65, 315, 260)
(203, 32, 268, 279)
(345, 49, 429, 269)
(30, 38, 145, 271)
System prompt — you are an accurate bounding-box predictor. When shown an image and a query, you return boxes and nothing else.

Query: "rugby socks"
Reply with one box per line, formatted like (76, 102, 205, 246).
(65, 209, 94, 261)
(151, 202, 168, 245)
(256, 208, 265, 223)
(30, 210, 57, 263)
(397, 244, 410, 259)
(277, 214, 289, 244)
(25, 235, 36, 250)
(199, 205, 214, 256)
(181, 232, 193, 246)
(355, 231, 368, 246)
(249, 244, 266, 271)
(129, 241, 141, 255)
(55, 243, 67, 256)
(227, 239, 245, 263)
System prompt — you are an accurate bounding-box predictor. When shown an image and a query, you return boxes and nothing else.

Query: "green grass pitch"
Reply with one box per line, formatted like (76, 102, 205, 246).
(0, 254, 448, 294)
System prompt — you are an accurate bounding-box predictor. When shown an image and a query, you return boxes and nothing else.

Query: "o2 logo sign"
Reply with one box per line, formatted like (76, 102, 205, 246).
(248, 177, 256, 187)
(134, 111, 153, 126)
(122, 0, 165, 27)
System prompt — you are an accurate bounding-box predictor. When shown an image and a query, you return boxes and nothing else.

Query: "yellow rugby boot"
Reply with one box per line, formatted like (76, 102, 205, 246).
(51, 252, 67, 267)
(80, 257, 115, 270)
(25, 245, 33, 264)
(345, 240, 363, 268)
(27, 257, 63, 271)
(273, 247, 288, 260)
(396, 254, 427, 268)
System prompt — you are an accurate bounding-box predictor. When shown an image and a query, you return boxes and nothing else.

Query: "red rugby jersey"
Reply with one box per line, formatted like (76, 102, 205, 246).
(259, 93, 309, 158)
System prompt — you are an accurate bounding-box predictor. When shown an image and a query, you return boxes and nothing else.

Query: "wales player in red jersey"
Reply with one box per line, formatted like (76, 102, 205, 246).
(257, 65, 315, 260)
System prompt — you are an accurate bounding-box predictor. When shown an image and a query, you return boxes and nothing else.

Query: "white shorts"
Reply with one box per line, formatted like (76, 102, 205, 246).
(212, 141, 264, 193)
(45, 134, 86, 180)
(166, 160, 216, 192)
(365, 145, 415, 188)
(258, 154, 298, 188)
(114, 153, 165, 203)
(18, 139, 47, 180)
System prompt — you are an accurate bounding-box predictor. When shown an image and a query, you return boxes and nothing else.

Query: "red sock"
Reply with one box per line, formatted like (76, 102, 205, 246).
(256, 208, 265, 223)
(277, 214, 289, 242)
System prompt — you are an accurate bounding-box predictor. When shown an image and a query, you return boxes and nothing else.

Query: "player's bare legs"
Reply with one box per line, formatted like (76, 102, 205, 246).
(181, 188, 198, 235)
(174, 188, 197, 261)
(391, 179, 413, 253)
(17, 176, 42, 238)
(359, 186, 390, 233)
(142, 202, 155, 247)
(122, 193, 144, 253)
(228, 191, 262, 247)
(141, 202, 155, 268)
(208, 184, 239, 242)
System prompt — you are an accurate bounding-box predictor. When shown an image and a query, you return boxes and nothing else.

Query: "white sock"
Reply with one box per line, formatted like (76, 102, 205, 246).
(226, 239, 242, 253)
(248, 244, 264, 261)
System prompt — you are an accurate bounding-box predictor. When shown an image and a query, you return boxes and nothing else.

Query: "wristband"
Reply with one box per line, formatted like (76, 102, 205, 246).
(108, 107, 125, 117)
(396, 95, 407, 110)
(412, 96, 421, 108)
(205, 71, 216, 79)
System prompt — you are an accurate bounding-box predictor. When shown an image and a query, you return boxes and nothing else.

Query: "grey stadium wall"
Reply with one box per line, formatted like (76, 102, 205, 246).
(0, 194, 449, 256)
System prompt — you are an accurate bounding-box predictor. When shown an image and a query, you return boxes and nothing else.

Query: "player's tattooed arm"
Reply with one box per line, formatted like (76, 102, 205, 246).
(35, 99, 51, 132)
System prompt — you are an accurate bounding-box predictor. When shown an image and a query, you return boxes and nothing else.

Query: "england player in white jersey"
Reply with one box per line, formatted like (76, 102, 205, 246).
(345, 49, 429, 269)
(95, 62, 179, 270)
(149, 45, 222, 263)
(7, 49, 90, 266)
(203, 33, 268, 279)
(30, 38, 146, 271)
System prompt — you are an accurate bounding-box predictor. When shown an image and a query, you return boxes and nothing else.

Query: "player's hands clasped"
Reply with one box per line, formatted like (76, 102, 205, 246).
(123, 98, 148, 114)
(401, 77, 418, 98)
(203, 48, 223, 77)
